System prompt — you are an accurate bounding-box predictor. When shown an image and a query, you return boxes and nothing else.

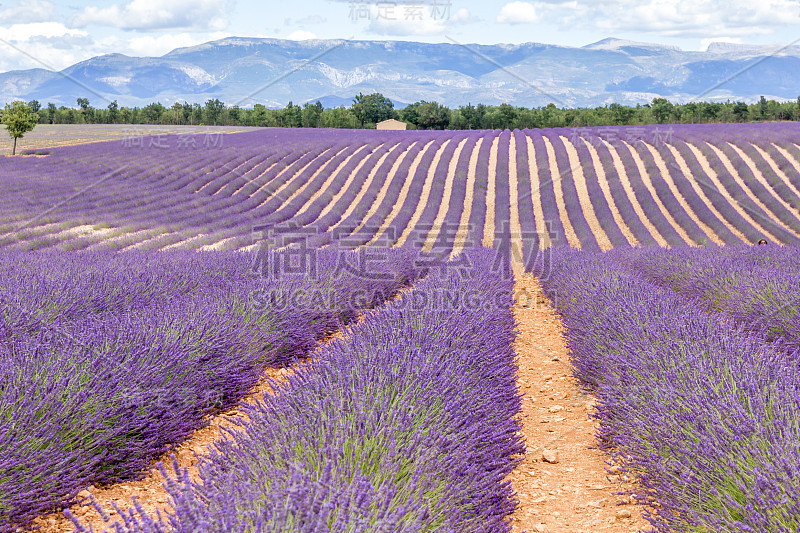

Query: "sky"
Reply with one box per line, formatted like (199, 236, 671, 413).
(1, 0, 799, 73)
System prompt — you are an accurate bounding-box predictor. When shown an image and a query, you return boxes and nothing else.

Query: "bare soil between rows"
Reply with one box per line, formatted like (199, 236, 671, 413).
(35, 274, 653, 533)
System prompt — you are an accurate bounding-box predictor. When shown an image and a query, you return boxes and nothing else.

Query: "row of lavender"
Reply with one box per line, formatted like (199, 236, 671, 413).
(79, 248, 523, 532)
(536, 248, 800, 532)
(0, 246, 424, 531)
(613, 245, 800, 355)
(3, 124, 800, 254)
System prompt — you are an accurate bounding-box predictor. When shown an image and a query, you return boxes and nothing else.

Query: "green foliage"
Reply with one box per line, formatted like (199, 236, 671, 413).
(351, 92, 395, 128)
(19, 93, 800, 130)
(1, 101, 39, 155)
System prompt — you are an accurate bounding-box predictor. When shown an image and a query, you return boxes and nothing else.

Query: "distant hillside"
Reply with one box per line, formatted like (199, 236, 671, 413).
(2, 37, 800, 108)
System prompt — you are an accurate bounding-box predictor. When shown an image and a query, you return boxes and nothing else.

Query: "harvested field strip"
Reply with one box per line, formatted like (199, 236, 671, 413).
(639, 142, 724, 245)
(483, 134, 500, 248)
(395, 139, 453, 247)
(451, 136, 485, 257)
(725, 142, 800, 236)
(524, 135, 551, 249)
(364, 139, 437, 247)
(334, 142, 418, 235)
(700, 141, 800, 240)
(620, 140, 694, 245)
(541, 135, 581, 248)
(560, 136, 613, 250)
(681, 142, 780, 243)
(580, 139, 639, 246)
(422, 137, 470, 253)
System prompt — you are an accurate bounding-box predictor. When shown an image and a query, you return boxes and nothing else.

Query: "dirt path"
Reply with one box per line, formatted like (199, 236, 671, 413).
(483, 135, 500, 248)
(656, 142, 748, 244)
(579, 139, 638, 247)
(523, 135, 551, 249)
(681, 142, 780, 243)
(541, 136, 582, 249)
(450, 136, 485, 258)
(395, 139, 453, 247)
(510, 273, 652, 533)
(33, 365, 290, 533)
(697, 141, 799, 240)
(559, 136, 613, 250)
(598, 140, 667, 247)
(422, 137, 469, 252)
(620, 140, 694, 246)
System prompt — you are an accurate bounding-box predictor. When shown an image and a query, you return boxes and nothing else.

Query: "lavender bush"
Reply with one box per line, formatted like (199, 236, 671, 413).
(97, 248, 523, 533)
(0, 246, 424, 531)
(536, 247, 800, 532)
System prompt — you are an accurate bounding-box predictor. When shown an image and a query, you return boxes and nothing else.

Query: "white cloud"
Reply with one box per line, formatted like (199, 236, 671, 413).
(533, 0, 798, 37)
(72, 0, 231, 31)
(0, 0, 56, 24)
(452, 8, 472, 23)
(497, 2, 541, 24)
(0, 22, 93, 71)
(287, 30, 318, 40)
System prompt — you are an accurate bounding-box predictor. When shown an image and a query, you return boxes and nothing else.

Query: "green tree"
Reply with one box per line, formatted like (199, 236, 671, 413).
(46, 103, 57, 124)
(651, 98, 674, 124)
(204, 98, 224, 126)
(76, 98, 93, 123)
(416, 101, 451, 130)
(302, 101, 324, 128)
(107, 100, 119, 124)
(609, 103, 634, 125)
(732, 101, 749, 122)
(497, 103, 517, 130)
(758, 96, 768, 119)
(281, 101, 302, 127)
(142, 102, 165, 124)
(351, 92, 395, 128)
(170, 102, 182, 124)
(1, 101, 39, 155)
(459, 103, 480, 129)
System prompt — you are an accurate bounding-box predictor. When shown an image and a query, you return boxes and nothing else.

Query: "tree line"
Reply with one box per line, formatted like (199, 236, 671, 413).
(8, 93, 800, 133)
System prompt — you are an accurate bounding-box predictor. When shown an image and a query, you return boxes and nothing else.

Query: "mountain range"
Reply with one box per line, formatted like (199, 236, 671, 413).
(2, 37, 799, 109)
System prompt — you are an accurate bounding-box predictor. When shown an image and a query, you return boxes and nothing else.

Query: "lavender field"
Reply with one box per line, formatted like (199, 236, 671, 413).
(2, 123, 800, 532)
(2, 123, 800, 254)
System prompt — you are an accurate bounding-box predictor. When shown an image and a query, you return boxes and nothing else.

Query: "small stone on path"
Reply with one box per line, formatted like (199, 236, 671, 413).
(542, 450, 559, 464)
